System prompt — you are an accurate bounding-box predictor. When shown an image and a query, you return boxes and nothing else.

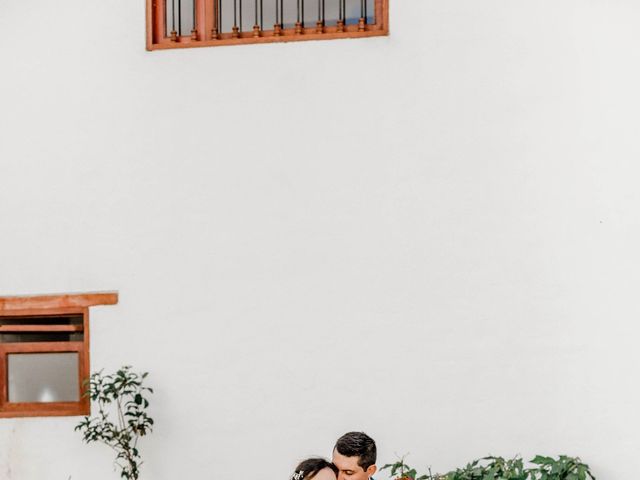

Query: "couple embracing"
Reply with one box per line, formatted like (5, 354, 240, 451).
(292, 432, 377, 480)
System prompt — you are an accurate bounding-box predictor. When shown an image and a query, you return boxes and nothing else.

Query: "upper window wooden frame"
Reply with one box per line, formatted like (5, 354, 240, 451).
(146, 0, 389, 51)
(0, 292, 118, 419)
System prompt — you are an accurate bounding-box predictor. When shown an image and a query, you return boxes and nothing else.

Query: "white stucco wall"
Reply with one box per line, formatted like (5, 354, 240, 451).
(1, 1, 640, 479)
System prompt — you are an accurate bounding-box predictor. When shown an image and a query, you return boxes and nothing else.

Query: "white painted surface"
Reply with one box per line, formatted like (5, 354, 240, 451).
(1, 1, 639, 478)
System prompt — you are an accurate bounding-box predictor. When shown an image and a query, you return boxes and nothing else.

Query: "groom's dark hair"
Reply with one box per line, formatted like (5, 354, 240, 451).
(334, 432, 377, 469)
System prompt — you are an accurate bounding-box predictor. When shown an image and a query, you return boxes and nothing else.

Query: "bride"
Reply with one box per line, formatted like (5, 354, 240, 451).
(292, 458, 338, 480)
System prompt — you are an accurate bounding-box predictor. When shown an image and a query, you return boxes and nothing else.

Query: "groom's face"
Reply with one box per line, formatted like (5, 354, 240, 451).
(332, 449, 376, 480)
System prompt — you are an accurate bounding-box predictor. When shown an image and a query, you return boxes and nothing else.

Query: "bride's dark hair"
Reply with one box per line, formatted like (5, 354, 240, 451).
(292, 458, 338, 480)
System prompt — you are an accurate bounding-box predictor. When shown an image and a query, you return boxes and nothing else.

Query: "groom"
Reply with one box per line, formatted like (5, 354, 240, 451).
(332, 432, 377, 480)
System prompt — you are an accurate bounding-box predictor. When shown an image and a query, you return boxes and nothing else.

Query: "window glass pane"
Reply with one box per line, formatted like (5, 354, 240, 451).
(173, 0, 377, 36)
(0, 332, 83, 343)
(8, 353, 80, 403)
(0, 314, 83, 327)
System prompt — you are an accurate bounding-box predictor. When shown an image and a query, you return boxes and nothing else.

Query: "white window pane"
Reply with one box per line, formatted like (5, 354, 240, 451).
(8, 353, 79, 403)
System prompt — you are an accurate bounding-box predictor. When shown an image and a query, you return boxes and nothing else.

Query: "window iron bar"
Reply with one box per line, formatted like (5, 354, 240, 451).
(253, 0, 261, 36)
(295, 0, 301, 33)
(191, 0, 198, 39)
(337, 0, 345, 32)
(232, 0, 239, 37)
(171, 0, 178, 39)
(358, 0, 366, 30)
(316, 0, 324, 32)
(274, 0, 282, 35)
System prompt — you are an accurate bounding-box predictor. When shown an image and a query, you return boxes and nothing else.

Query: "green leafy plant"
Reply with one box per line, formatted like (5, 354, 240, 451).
(382, 455, 596, 480)
(529, 456, 595, 480)
(382, 454, 437, 480)
(443, 456, 528, 480)
(75, 366, 154, 480)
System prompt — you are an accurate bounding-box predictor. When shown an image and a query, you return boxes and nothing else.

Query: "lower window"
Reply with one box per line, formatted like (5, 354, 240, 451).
(0, 311, 89, 417)
(0, 292, 117, 418)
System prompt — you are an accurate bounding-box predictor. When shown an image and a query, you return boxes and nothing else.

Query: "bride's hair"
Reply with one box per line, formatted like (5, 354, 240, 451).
(292, 458, 338, 480)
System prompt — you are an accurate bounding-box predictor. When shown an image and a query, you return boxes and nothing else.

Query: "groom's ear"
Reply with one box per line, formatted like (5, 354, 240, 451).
(366, 464, 377, 478)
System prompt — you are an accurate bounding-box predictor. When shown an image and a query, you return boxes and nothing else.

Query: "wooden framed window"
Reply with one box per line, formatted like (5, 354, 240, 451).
(0, 293, 118, 419)
(146, 0, 389, 50)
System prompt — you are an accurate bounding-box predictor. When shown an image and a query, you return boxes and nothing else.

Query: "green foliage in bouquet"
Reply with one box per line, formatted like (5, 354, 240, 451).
(529, 456, 595, 480)
(381, 455, 442, 480)
(443, 456, 528, 480)
(382, 455, 596, 480)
